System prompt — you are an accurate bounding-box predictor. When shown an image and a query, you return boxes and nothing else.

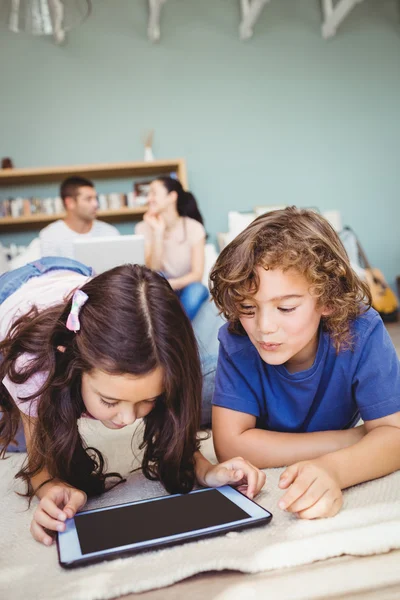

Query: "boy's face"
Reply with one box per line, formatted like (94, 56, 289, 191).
(239, 267, 329, 373)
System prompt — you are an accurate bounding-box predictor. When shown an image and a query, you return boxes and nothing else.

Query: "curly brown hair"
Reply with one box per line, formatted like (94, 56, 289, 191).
(210, 207, 371, 351)
(0, 264, 201, 501)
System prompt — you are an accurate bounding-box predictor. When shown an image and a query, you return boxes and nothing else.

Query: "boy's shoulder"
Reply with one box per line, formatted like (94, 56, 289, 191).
(218, 322, 253, 356)
(351, 307, 382, 338)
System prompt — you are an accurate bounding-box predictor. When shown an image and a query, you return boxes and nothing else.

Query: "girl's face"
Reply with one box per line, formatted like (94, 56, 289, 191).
(146, 181, 176, 215)
(239, 267, 329, 373)
(81, 366, 164, 429)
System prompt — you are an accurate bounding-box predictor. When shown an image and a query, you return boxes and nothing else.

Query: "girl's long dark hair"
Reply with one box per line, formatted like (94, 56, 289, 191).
(156, 177, 204, 226)
(0, 265, 202, 499)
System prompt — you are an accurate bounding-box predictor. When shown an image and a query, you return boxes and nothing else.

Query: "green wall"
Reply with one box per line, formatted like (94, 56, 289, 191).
(1, 0, 399, 286)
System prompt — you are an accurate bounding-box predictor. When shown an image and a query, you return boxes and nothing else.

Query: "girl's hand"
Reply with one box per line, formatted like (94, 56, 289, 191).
(204, 456, 266, 500)
(31, 484, 87, 546)
(143, 212, 165, 236)
(278, 460, 343, 519)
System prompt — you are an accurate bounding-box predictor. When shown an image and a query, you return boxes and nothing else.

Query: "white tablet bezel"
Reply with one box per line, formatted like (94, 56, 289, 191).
(57, 486, 271, 567)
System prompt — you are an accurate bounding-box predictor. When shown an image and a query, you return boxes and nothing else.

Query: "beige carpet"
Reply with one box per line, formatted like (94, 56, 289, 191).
(1, 420, 400, 600)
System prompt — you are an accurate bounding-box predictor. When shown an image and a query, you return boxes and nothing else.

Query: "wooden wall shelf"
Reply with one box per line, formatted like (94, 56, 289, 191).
(0, 159, 188, 186)
(0, 158, 187, 232)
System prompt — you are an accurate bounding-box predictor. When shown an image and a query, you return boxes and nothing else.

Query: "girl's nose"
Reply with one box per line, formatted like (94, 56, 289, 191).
(119, 405, 136, 426)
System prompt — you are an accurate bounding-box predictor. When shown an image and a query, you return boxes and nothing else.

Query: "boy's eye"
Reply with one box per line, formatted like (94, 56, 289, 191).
(100, 398, 118, 408)
(240, 304, 255, 311)
(278, 307, 297, 313)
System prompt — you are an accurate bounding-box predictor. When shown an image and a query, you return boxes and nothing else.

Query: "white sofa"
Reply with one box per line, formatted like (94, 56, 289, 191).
(0, 238, 219, 286)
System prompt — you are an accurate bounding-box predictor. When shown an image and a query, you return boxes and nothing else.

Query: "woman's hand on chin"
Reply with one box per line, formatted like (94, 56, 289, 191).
(144, 211, 165, 235)
(203, 456, 266, 499)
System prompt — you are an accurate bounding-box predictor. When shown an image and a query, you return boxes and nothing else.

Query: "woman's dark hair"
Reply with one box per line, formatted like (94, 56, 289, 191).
(0, 265, 202, 500)
(156, 177, 204, 226)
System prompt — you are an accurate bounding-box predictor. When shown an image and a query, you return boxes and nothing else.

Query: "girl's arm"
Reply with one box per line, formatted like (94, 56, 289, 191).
(212, 406, 366, 469)
(193, 451, 266, 499)
(168, 238, 205, 291)
(21, 413, 87, 546)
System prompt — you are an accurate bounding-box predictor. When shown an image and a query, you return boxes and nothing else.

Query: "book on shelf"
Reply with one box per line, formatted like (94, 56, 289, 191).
(0, 191, 147, 219)
(134, 181, 152, 206)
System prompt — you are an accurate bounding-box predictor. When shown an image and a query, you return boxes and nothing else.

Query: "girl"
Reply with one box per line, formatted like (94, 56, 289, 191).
(136, 177, 209, 320)
(209, 207, 400, 520)
(0, 257, 265, 546)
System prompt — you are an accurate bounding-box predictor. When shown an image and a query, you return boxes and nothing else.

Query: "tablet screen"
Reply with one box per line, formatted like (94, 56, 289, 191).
(75, 489, 250, 555)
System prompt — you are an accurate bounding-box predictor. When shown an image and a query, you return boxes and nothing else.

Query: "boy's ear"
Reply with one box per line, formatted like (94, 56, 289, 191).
(321, 305, 333, 317)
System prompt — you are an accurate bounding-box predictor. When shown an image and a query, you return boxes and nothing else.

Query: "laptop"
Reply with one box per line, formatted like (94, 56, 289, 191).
(72, 235, 145, 274)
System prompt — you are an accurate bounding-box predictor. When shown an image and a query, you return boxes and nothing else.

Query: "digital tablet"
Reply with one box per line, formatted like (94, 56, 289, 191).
(57, 486, 272, 568)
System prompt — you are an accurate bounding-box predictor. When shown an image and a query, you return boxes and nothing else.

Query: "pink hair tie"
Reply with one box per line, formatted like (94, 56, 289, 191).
(66, 290, 89, 332)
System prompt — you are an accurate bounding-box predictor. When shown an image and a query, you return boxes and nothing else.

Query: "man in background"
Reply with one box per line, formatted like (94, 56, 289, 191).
(40, 176, 119, 258)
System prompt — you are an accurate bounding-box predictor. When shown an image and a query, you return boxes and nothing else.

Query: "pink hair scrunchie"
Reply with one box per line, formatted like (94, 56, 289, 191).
(66, 289, 89, 332)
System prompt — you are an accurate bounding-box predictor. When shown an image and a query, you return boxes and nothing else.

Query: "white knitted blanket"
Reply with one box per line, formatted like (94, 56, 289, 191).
(1, 420, 400, 600)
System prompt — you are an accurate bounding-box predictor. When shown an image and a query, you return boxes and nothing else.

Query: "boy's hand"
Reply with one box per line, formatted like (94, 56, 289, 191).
(31, 484, 87, 546)
(204, 456, 266, 500)
(278, 459, 343, 519)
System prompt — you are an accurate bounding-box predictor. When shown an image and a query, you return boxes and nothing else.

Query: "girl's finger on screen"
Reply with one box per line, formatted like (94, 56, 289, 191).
(233, 469, 244, 481)
(243, 467, 258, 498)
(256, 470, 267, 495)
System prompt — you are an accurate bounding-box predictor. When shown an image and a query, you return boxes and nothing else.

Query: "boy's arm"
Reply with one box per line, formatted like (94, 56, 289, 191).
(278, 411, 400, 519)
(212, 406, 366, 469)
(311, 411, 400, 489)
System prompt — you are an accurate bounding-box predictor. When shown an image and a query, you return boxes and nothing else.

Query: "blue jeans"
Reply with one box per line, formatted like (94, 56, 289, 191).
(176, 282, 209, 321)
(0, 256, 94, 305)
(1, 257, 94, 453)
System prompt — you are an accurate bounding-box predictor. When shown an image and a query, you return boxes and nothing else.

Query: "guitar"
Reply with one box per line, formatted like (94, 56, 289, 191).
(355, 234, 399, 321)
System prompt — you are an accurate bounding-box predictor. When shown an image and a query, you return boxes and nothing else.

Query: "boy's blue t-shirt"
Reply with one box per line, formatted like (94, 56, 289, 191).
(213, 308, 400, 431)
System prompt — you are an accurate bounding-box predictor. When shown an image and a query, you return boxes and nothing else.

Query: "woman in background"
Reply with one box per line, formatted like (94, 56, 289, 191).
(136, 177, 209, 320)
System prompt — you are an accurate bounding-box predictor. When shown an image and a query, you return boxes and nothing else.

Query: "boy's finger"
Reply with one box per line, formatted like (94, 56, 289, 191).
(297, 492, 342, 520)
(278, 464, 299, 489)
(284, 479, 327, 514)
(279, 473, 317, 511)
